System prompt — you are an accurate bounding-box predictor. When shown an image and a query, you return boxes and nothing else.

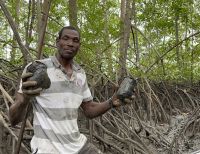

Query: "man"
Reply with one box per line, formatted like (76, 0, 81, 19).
(9, 26, 126, 153)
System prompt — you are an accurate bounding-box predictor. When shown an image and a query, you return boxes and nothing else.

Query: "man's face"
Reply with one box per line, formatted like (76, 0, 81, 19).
(56, 29, 80, 60)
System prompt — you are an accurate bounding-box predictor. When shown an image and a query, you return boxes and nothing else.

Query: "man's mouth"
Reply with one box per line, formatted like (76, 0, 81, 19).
(64, 49, 73, 53)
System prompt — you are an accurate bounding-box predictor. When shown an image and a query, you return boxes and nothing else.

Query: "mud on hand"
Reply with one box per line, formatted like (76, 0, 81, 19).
(22, 61, 51, 96)
(116, 76, 137, 105)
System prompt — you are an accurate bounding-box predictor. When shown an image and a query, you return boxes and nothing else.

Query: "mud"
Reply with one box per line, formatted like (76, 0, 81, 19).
(26, 61, 51, 89)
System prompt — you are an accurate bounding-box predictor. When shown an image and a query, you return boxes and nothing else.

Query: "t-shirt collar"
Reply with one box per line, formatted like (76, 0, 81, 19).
(50, 56, 81, 71)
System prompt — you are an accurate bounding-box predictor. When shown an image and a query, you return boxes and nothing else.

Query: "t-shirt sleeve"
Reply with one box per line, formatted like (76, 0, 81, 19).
(82, 77, 93, 102)
(17, 63, 31, 93)
(18, 79, 23, 93)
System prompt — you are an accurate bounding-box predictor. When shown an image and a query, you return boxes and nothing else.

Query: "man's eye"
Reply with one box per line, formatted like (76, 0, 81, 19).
(62, 37, 69, 40)
(73, 39, 79, 43)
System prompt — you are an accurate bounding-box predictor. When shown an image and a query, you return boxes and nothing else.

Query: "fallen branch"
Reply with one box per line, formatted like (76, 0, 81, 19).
(0, 83, 14, 104)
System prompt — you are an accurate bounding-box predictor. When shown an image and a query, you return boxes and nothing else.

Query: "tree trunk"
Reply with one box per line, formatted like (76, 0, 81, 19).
(175, 13, 180, 69)
(103, 0, 113, 76)
(0, 0, 32, 65)
(25, 0, 32, 47)
(132, 0, 139, 68)
(25, 0, 36, 48)
(190, 15, 194, 84)
(0, 122, 5, 154)
(37, 0, 51, 59)
(11, 0, 20, 62)
(68, 0, 78, 29)
(36, 0, 42, 34)
(118, 0, 131, 81)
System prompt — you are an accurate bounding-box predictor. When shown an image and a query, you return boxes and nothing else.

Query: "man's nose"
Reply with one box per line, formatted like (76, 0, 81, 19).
(66, 39, 73, 46)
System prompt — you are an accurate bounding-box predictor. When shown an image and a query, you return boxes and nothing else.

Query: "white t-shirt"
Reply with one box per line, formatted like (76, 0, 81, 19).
(18, 56, 93, 154)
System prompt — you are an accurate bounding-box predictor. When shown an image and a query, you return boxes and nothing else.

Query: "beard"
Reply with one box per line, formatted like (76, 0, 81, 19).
(59, 49, 78, 60)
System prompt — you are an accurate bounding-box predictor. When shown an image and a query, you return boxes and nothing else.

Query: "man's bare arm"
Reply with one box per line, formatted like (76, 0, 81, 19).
(9, 93, 30, 126)
(9, 72, 43, 126)
(80, 97, 121, 119)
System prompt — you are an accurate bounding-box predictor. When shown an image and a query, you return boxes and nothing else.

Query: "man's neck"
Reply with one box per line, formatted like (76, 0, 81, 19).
(56, 54, 73, 69)
(55, 54, 74, 78)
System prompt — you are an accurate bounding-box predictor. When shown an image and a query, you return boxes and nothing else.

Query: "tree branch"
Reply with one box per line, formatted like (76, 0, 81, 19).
(0, 0, 32, 65)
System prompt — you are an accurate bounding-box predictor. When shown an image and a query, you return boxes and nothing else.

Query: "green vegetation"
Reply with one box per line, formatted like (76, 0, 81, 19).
(0, 0, 200, 83)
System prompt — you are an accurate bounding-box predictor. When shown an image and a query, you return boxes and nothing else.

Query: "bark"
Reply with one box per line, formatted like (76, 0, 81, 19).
(11, 0, 20, 61)
(190, 31, 194, 84)
(118, 0, 131, 81)
(190, 47, 194, 84)
(175, 13, 180, 68)
(28, 0, 36, 46)
(25, 0, 36, 48)
(0, 0, 32, 65)
(132, 0, 139, 68)
(0, 122, 5, 154)
(37, 0, 51, 59)
(118, 0, 126, 81)
(25, 0, 32, 47)
(103, 0, 113, 76)
(68, 0, 78, 29)
(36, 0, 42, 34)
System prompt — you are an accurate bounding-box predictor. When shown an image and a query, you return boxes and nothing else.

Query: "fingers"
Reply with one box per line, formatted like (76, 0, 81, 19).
(111, 93, 118, 101)
(22, 80, 43, 97)
(131, 94, 136, 99)
(124, 98, 132, 104)
(23, 88, 43, 95)
(21, 71, 43, 98)
(113, 99, 121, 107)
(119, 95, 136, 106)
(22, 80, 37, 89)
(22, 72, 33, 81)
(113, 98, 132, 107)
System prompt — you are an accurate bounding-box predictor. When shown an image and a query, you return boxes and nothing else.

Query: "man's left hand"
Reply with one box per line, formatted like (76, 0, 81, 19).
(111, 94, 135, 107)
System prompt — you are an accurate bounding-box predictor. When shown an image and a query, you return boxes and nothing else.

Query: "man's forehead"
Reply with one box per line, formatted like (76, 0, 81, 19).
(61, 29, 79, 38)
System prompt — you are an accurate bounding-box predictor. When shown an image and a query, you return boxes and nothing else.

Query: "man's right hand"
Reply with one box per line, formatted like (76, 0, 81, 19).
(21, 72, 43, 97)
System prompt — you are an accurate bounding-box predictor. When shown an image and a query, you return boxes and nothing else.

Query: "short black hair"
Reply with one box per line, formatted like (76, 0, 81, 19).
(57, 26, 80, 39)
